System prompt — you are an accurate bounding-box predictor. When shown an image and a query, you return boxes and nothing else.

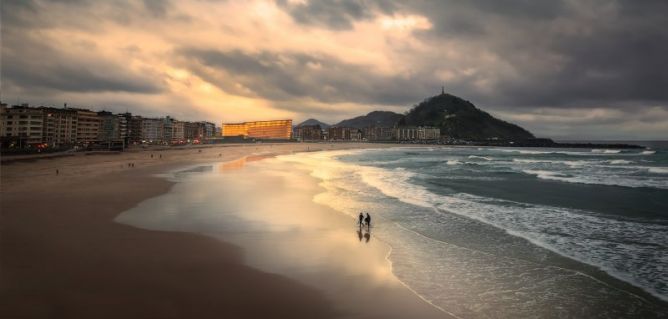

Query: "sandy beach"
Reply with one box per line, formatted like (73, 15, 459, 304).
(1, 143, 449, 318)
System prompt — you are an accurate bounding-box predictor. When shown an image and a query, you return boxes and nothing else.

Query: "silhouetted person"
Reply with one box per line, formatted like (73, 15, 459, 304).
(159, 154, 162, 159)
(151, 154, 153, 158)
(56, 169, 59, 175)
(365, 213, 371, 230)
(358, 212, 364, 227)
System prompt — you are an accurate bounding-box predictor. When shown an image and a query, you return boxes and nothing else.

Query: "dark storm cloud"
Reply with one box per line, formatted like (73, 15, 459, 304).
(278, 0, 668, 110)
(2, 29, 163, 94)
(275, 0, 394, 30)
(143, 0, 171, 18)
(178, 48, 446, 107)
(1, 0, 166, 95)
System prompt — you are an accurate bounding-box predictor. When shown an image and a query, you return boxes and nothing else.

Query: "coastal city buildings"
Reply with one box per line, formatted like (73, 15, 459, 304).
(328, 126, 352, 141)
(97, 111, 120, 142)
(1, 101, 442, 151)
(129, 116, 143, 143)
(396, 127, 441, 141)
(141, 118, 163, 143)
(172, 120, 185, 143)
(0, 102, 221, 149)
(365, 126, 396, 141)
(42, 107, 78, 147)
(75, 109, 101, 143)
(294, 125, 323, 141)
(222, 120, 292, 139)
(0, 104, 46, 146)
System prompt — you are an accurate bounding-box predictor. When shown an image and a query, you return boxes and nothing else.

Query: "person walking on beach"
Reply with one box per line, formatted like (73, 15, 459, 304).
(365, 213, 371, 230)
(358, 212, 364, 227)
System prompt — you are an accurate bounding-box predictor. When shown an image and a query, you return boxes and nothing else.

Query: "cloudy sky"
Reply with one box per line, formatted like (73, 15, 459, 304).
(2, 0, 667, 139)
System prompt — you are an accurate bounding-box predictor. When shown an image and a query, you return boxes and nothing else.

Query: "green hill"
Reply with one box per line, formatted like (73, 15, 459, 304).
(400, 93, 534, 140)
(297, 118, 330, 129)
(334, 111, 403, 129)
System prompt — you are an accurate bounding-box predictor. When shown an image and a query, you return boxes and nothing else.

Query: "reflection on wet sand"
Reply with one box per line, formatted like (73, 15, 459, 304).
(357, 228, 372, 243)
(117, 155, 448, 318)
(218, 154, 276, 172)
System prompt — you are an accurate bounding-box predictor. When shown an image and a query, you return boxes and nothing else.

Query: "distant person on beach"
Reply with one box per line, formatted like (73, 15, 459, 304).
(365, 213, 371, 230)
(56, 169, 59, 175)
(359, 212, 364, 227)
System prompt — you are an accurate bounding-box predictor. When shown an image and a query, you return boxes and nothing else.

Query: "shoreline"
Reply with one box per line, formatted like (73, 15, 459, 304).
(1, 139, 655, 165)
(1, 143, 449, 318)
(115, 153, 451, 318)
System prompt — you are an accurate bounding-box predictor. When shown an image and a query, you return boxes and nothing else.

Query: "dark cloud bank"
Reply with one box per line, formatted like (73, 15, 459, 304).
(278, 0, 668, 109)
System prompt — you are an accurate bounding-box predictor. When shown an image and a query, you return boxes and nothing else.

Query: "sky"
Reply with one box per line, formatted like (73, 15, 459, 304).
(2, 0, 667, 140)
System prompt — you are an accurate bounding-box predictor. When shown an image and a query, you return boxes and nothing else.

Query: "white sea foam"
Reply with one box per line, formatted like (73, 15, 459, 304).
(495, 148, 655, 157)
(446, 160, 462, 165)
(592, 149, 622, 154)
(522, 169, 569, 180)
(608, 159, 632, 165)
(436, 193, 668, 302)
(468, 155, 493, 161)
(649, 167, 668, 174)
(521, 168, 668, 189)
(513, 158, 594, 167)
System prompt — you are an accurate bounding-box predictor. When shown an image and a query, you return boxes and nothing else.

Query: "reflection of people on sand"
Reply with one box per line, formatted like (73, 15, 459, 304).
(355, 228, 371, 243)
(356, 211, 372, 243)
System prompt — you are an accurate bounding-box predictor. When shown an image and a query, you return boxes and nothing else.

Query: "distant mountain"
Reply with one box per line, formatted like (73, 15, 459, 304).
(296, 118, 330, 129)
(401, 93, 534, 140)
(334, 111, 403, 129)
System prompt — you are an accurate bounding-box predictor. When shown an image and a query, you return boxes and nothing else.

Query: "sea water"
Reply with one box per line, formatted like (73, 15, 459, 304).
(276, 145, 668, 318)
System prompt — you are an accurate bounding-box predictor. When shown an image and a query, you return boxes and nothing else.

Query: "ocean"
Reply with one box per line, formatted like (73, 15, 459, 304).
(117, 144, 668, 318)
(277, 145, 668, 318)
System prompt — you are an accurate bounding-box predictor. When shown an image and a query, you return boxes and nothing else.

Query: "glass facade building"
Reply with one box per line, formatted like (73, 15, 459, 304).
(222, 120, 292, 139)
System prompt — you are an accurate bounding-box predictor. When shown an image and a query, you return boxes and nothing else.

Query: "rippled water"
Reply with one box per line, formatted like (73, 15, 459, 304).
(277, 146, 668, 318)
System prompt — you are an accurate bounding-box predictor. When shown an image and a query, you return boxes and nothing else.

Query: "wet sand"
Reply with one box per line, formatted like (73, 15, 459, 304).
(1, 143, 448, 318)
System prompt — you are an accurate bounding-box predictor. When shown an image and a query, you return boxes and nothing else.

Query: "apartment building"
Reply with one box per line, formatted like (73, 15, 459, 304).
(76, 109, 101, 143)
